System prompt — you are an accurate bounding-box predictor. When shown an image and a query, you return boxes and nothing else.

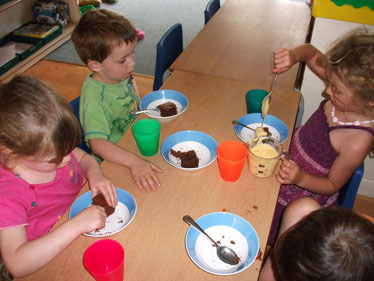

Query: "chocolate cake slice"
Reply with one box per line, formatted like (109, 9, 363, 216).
(158, 102, 177, 117)
(92, 193, 115, 217)
(170, 149, 199, 168)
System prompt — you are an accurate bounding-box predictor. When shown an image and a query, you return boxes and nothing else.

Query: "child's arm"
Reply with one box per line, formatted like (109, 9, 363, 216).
(89, 138, 162, 193)
(276, 130, 372, 195)
(73, 148, 117, 207)
(0, 205, 106, 277)
(273, 44, 328, 81)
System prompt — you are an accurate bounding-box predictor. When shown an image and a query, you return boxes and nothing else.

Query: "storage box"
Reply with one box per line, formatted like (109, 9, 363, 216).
(4, 34, 43, 61)
(312, 0, 374, 25)
(0, 36, 19, 75)
(12, 22, 62, 45)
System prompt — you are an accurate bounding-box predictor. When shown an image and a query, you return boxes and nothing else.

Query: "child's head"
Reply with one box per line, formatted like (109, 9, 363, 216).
(72, 9, 137, 65)
(322, 28, 374, 116)
(0, 75, 81, 169)
(274, 207, 374, 281)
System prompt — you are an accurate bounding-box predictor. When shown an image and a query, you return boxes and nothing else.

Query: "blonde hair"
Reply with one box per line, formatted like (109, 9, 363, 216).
(322, 28, 374, 117)
(0, 75, 81, 168)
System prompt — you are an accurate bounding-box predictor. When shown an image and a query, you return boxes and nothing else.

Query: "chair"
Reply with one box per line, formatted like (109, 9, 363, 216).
(204, 0, 220, 25)
(0, 256, 13, 281)
(338, 163, 364, 210)
(69, 97, 91, 154)
(153, 23, 183, 91)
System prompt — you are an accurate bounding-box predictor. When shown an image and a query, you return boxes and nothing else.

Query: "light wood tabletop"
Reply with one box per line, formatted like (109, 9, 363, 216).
(171, 0, 312, 89)
(17, 70, 300, 281)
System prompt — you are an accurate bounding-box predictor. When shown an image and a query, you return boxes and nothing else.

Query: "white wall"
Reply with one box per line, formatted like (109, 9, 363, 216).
(298, 17, 374, 198)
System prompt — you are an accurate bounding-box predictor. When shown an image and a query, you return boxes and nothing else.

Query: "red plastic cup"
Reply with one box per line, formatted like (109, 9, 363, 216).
(83, 239, 124, 281)
(217, 140, 248, 182)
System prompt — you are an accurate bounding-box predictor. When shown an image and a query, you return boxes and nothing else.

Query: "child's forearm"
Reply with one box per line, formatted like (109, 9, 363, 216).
(291, 44, 327, 80)
(89, 138, 139, 168)
(2, 222, 81, 277)
(297, 172, 340, 195)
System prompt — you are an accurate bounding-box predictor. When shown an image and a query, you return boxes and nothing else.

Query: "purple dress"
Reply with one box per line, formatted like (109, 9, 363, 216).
(268, 99, 374, 244)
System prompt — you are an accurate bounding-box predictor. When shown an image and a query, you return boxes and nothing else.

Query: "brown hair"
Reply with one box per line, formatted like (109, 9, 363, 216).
(320, 28, 374, 117)
(0, 75, 81, 168)
(274, 207, 374, 281)
(72, 9, 137, 65)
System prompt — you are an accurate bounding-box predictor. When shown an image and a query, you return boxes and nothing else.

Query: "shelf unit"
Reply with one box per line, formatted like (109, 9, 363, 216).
(0, 0, 81, 83)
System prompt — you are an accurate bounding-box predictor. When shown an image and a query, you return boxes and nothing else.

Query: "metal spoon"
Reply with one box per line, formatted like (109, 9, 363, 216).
(183, 215, 240, 265)
(232, 120, 272, 137)
(261, 73, 278, 127)
(130, 108, 160, 115)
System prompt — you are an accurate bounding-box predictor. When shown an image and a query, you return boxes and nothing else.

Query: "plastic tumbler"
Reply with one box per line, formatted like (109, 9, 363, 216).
(217, 140, 248, 182)
(132, 119, 161, 156)
(245, 89, 269, 113)
(83, 239, 124, 281)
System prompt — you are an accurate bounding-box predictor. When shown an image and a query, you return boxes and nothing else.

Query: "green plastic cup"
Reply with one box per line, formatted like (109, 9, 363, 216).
(132, 119, 161, 156)
(245, 89, 269, 113)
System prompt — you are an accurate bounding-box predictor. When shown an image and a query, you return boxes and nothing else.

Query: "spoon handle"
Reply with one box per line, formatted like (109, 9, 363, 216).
(232, 120, 255, 132)
(183, 215, 217, 246)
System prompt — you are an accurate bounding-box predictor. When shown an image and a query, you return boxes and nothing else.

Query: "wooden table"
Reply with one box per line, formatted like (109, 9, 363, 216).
(171, 0, 312, 89)
(17, 70, 300, 281)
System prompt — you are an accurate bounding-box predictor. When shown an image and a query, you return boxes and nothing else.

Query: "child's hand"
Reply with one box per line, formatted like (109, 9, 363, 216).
(129, 157, 162, 192)
(273, 47, 296, 74)
(72, 205, 107, 234)
(275, 157, 303, 185)
(88, 173, 117, 208)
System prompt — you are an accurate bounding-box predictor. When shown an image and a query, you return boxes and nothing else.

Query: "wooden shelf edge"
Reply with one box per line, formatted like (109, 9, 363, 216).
(0, 0, 22, 12)
(0, 23, 77, 83)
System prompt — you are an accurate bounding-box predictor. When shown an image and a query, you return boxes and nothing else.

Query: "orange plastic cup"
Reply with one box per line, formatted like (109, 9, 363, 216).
(217, 140, 248, 182)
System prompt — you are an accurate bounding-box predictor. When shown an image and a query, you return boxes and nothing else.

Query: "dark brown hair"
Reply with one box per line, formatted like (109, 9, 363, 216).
(72, 9, 137, 64)
(0, 75, 81, 168)
(274, 207, 374, 281)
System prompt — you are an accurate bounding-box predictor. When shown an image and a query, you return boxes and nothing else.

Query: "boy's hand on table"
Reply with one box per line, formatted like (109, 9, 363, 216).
(88, 173, 118, 208)
(129, 157, 163, 192)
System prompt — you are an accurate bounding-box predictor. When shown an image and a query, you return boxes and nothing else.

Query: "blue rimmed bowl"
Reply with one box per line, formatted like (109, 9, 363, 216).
(234, 113, 289, 144)
(161, 130, 217, 171)
(69, 188, 136, 237)
(185, 212, 259, 275)
(140, 89, 188, 122)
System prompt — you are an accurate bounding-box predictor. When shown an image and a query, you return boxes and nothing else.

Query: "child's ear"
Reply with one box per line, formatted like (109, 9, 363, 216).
(87, 60, 102, 72)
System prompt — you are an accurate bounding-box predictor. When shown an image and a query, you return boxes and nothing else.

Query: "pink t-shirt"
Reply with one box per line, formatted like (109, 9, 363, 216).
(0, 153, 84, 241)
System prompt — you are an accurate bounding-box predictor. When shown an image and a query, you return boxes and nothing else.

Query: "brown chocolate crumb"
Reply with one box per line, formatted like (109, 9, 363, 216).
(253, 205, 258, 210)
(158, 102, 177, 117)
(92, 193, 114, 216)
(230, 240, 236, 245)
(170, 149, 199, 168)
(222, 208, 227, 212)
(256, 249, 263, 261)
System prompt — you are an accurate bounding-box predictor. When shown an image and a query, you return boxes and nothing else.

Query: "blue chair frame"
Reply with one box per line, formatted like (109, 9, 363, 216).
(204, 0, 220, 25)
(69, 97, 91, 154)
(153, 23, 183, 91)
(338, 163, 364, 210)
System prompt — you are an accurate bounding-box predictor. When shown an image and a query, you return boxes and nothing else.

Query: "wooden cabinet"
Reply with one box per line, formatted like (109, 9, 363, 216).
(0, 0, 80, 82)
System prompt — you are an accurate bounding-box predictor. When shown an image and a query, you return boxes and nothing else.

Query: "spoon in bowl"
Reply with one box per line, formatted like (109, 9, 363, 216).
(232, 120, 272, 137)
(130, 108, 160, 115)
(183, 215, 240, 265)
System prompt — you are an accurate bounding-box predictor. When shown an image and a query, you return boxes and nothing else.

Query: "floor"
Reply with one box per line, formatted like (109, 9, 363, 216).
(23, 59, 374, 219)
